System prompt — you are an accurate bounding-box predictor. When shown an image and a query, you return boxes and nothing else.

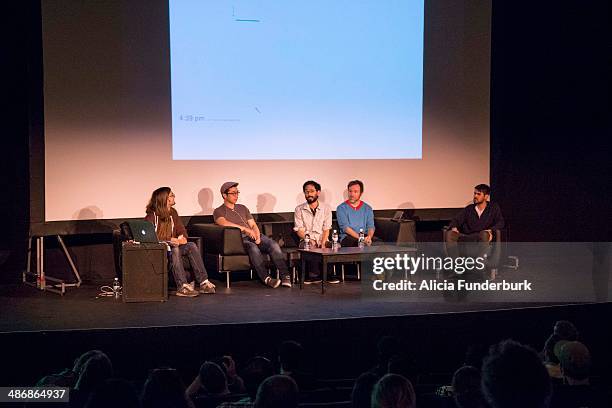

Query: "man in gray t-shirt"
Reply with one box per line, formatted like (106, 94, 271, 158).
(213, 182, 291, 288)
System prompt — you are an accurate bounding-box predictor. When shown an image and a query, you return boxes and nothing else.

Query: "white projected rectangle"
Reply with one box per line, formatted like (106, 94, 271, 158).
(169, 1, 424, 160)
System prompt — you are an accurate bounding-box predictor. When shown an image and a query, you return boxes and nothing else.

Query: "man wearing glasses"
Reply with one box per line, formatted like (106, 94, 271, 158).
(213, 182, 292, 288)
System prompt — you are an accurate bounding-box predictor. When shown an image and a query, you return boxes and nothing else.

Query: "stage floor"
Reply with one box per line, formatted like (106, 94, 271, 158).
(4, 242, 608, 333)
(2, 272, 611, 388)
(0, 275, 590, 333)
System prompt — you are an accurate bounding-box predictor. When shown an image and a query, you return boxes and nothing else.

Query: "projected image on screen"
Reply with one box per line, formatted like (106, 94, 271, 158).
(169, 1, 424, 160)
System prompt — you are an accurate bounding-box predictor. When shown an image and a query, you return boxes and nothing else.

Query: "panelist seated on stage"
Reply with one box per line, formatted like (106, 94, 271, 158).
(145, 187, 216, 297)
(293, 180, 339, 284)
(446, 183, 505, 257)
(336, 179, 376, 247)
(213, 181, 292, 289)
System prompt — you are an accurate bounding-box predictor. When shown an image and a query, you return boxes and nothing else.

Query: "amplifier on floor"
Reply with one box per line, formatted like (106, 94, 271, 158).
(121, 242, 168, 302)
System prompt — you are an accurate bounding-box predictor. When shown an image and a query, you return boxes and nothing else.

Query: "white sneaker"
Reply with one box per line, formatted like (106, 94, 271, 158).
(176, 284, 199, 297)
(199, 280, 216, 294)
(265, 276, 281, 288)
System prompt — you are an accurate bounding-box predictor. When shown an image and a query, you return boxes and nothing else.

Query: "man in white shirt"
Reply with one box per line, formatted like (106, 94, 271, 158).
(294, 180, 339, 284)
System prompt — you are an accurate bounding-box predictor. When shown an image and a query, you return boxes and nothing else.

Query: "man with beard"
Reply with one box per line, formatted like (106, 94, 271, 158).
(293, 180, 338, 284)
(446, 184, 505, 258)
(336, 180, 376, 247)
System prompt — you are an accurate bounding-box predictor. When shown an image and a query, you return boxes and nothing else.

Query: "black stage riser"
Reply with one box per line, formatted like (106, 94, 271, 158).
(2, 302, 611, 387)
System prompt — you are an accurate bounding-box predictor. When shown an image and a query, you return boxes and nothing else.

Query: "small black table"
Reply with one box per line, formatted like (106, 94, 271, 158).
(298, 245, 417, 294)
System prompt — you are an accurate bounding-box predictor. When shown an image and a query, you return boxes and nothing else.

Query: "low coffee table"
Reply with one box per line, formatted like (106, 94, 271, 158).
(298, 245, 417, 294)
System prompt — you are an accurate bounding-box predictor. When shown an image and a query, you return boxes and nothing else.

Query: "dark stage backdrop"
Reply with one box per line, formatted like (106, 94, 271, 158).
(490, 0, 610, 242)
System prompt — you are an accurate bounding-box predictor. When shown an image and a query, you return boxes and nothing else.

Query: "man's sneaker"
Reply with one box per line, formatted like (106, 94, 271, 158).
(176, 284, 199, 297)
(326, 276, 341, 284)
(304, 275, 322, 285)
(281, 276, 292, 288)
(199, 280, 216, 294)
(265, 276, 281, 288)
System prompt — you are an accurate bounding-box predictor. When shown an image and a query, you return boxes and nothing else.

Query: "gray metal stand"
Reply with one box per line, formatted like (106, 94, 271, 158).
(23, 235, 82, 295)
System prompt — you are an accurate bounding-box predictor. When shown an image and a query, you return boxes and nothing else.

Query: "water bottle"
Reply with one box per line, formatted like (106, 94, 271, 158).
(358, 229, 365, 248)
(112, 278, 121, 299)
(331, 230, 339, 251)
(303, 231, 311, 250)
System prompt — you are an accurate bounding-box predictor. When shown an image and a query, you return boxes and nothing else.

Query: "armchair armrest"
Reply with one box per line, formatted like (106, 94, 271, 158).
(488, 229, 503, 267)
(260, 221, 300, 248)
(374, 217, 416, 245)
(187, 236, 203, 258)
(188, 223, 247, 256)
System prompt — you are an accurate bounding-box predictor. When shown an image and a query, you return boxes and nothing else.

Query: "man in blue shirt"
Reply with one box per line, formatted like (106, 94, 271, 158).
(336, 180, 375, 247)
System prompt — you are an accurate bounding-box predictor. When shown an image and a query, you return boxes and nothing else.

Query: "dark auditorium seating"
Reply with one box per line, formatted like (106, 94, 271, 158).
(193, 393, 248, 408)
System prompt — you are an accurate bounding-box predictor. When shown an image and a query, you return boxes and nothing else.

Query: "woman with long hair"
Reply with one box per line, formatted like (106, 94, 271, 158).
(145, 187, 215, 297)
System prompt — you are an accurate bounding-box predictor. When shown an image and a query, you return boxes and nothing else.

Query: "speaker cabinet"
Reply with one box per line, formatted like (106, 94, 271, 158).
(121, 242, 168, 302)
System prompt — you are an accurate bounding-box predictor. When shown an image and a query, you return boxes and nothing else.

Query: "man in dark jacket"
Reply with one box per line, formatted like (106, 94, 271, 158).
(446, 184, 504, 259)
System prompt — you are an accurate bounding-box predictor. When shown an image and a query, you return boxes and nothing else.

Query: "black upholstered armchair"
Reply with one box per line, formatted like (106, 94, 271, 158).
(374, 218, 417, 245)
(442, 226, 503, 273)
(188, 223, 252, 288)
(260, 221, 301, 282)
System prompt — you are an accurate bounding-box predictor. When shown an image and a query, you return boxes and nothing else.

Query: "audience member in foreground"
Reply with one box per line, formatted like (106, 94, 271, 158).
(141, 367, 194, 408)
(278, 340, 316, 391)
(36, 349, 105, 388)
(371, 373, 416, 408)
(452, 365, 486, 408)
(481, 339, 551, 408)
(210, 355, 246, 394)
(551, 341, 608, 408)
(186, 361, 229, 399)
(253, 375, 299, 408)
(218, 356, 274, 408)
(542, 320, 579, 380)
(351, 372, 379, 408)
(71, 351, 114, 408)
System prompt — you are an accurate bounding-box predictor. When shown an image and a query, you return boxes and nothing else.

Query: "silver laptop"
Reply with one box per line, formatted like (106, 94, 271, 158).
(125, 220, 159, 243)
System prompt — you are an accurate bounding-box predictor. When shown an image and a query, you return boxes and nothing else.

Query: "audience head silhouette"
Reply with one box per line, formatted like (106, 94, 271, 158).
(557, 341, 591, 383)
(482, 339, 551, 408)
(199, 361, 228, 396)
(351, 371, 379, 408)
(452, 365, 486, 408)
(243, 356, 275, 401)
(254, 375, 299, 408)
(371, 373, 416, 408)
(141, 367, 192, 408)
(75, 351, 113, 392)
(278, 340, 304, 372)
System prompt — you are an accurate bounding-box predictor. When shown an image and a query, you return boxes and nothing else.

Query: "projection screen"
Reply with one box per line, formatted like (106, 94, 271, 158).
(41, 0, 491, 222)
